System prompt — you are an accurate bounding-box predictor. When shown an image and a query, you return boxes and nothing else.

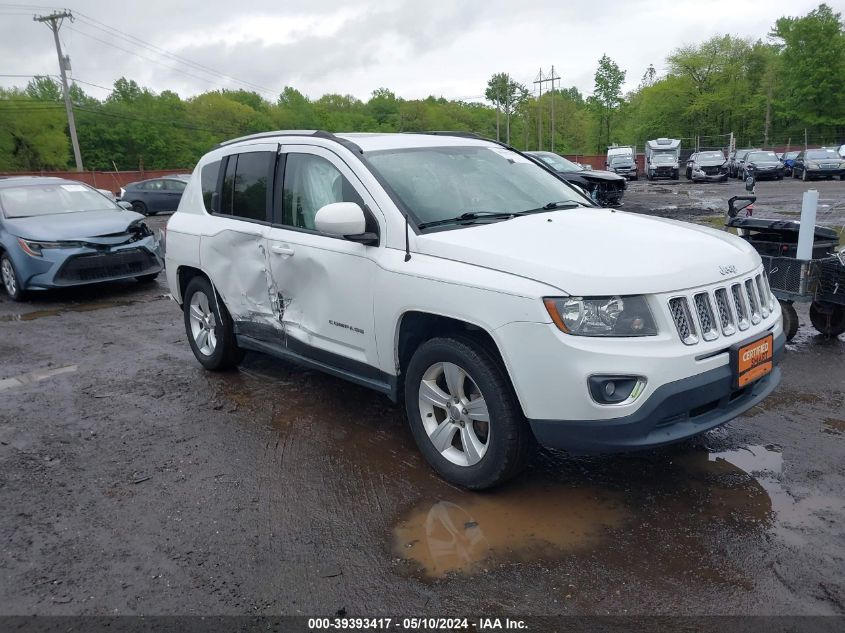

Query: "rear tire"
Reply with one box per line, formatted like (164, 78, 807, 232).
(403, 336, 535, 490)
(1, 253, 25, 301)
(131, 201, 148, 215)
(809, 302, 845, 337)
(183, 276, 244, 370)
(780, 300, 799, 341)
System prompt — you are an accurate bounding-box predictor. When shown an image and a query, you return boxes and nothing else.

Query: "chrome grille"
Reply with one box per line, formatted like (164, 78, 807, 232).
(755, 275, 769, 318)
(732, 283, 750, 330)
(745, 279, 761, 324)
(714, 288, 736, 335)
(668, 271, 773, 344)
(693, 293, 718, 341)
(669, 297, 697, 345)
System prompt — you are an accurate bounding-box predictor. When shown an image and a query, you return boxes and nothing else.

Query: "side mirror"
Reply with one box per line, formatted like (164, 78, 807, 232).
(745, 176, 755, 192)
(314, 202, 376, 244)
(118, 201, 133, 211)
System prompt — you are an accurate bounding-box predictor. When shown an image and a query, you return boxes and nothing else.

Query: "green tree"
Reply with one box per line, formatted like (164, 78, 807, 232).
(590, 54, 626, 151)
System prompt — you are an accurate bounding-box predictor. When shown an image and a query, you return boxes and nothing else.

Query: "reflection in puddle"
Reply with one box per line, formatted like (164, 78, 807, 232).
(393, 486, 630, 578)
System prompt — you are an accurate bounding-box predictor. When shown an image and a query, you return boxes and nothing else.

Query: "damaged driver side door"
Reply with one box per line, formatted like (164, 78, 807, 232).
(264, 145, 382, 374)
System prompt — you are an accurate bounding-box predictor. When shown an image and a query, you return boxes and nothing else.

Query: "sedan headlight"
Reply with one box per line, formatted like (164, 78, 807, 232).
(18, 238, 86, 257)
(543, 295, 658, 337)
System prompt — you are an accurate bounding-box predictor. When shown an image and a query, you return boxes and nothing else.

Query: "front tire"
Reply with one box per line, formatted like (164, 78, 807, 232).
(404, 337, 534, 490)
(809, 302, 845, 337)
(1, 253, 25, 301)
(780, 300, 799, 341)
(183, 276, 244, 370)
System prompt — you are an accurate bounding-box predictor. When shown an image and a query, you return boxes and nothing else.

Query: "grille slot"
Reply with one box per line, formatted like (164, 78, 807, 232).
(714, 288, 736, 335)
(745, 279, 761, 324)
(669, 297, 698, 345)
(731, 283, 750, 330)
(693, 293, 718, 341)
(754, 275, 769, 318)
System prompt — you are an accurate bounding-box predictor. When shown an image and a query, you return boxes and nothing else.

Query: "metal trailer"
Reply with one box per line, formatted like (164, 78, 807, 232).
(725, 195, 845, 339)
(644, 138, 681, 181)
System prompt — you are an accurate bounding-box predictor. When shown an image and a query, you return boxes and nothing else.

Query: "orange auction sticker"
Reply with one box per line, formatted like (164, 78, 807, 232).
(734, 334, 773, 387)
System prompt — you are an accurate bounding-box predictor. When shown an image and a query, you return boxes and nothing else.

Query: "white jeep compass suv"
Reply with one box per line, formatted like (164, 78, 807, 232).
(166, 131, 784, 489)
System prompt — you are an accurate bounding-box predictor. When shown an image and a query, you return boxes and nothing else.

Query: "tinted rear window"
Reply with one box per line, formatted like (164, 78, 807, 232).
(218, 152, 274, 222)
(201, 160, 221, 212)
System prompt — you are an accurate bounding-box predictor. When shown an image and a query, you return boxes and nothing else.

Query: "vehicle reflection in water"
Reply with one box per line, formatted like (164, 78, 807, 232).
(394, 446, 785, 579)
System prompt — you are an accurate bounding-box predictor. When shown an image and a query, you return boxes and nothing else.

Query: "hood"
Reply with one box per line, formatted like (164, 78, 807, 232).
(575, 169, 625, 182)
(697, 158, 726, 167)
(416, 209, 759, 296)
(4, 209, 146, 241)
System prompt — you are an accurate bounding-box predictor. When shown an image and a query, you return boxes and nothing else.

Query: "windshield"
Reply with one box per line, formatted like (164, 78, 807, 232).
(367, 146, 587, 226)
(653, 154, 675, 163)
(698, 151, 725, 161)
(785, 151, 799, 159)
(806, 149, 839, 160)
(748, 151, 779, 162)
(0, 183, 119, 218)
(530, 151, 582, 173)
(610, 156, 632, 165)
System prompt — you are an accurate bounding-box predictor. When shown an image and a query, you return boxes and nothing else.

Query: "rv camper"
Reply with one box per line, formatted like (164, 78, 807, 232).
(645, 138, 681, 180)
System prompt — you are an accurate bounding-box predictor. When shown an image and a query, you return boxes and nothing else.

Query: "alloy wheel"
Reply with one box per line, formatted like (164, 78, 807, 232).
(418, 361, 490, 467)
(188, 291, 217, 356)
(1, 258, 17, 296)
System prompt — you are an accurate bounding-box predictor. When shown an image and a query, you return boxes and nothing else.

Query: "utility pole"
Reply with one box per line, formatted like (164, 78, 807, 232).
(534, 67, 560, 153)
(534, 68, 543, 151)
(34, 11, 83, 171)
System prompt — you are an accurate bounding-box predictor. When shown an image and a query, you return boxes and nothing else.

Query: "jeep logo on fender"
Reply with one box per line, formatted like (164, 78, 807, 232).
(719, 265, 737, 276)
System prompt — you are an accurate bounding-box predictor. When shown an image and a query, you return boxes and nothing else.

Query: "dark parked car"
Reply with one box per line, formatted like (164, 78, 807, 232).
(607, 155, 638, 180)
(782, 150, 800, 176)
(685, 150, 728, 182)
(119, 174, 190, 215)
(0, 177, 163, 301)
(731, 149, 760, 178)
(743, 150, 784, 181)
(525, 151, 626, 206)
(792, 148, 845, 181)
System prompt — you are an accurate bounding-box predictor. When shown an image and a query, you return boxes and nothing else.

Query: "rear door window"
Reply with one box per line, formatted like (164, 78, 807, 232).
(200, 160, 221, 212)
(217, 152, 274, 222)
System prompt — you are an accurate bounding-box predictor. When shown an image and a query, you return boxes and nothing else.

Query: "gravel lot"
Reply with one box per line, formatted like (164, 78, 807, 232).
(1, 178, 843, 617)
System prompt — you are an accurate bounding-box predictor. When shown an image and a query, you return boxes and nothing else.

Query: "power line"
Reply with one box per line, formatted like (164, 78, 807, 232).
(71, 12, 279, 97)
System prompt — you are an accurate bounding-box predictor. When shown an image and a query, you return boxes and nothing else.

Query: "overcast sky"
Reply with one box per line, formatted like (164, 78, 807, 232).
(0, 0, 829, 103)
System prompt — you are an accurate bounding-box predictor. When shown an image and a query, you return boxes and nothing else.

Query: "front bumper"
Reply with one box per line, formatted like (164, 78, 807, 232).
(806, 167, 845, 178)
(528, 332, 784, 453)
(693, 171, 728, 182)
(747, 168, 783, 180)
(15, 237, 163, 290)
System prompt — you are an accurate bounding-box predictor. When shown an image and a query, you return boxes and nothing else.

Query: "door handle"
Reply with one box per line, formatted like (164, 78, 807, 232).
(271, 244, 295, 256)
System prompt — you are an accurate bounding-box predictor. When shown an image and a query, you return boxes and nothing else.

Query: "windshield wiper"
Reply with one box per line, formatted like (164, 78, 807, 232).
(417, 211, 520, 229)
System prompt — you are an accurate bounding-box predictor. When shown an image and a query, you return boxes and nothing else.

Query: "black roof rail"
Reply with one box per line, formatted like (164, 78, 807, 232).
(214, 129, 362, 153)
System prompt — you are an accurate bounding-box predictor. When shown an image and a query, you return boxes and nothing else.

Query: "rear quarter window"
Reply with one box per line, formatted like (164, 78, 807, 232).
(201, 160, 221, 213)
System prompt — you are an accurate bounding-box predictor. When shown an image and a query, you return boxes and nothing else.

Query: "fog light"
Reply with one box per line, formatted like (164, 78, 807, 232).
(588, 375, 646, 405)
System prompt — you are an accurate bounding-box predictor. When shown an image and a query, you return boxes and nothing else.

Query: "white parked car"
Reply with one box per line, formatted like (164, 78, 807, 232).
(165, 131, 784, 489)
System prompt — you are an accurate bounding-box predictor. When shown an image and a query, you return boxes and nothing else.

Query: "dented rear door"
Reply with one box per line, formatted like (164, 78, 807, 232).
(199, 143, 279, 340)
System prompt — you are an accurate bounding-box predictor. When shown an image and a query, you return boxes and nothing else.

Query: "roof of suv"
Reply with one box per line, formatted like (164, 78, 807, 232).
(218, 130, 499, 153)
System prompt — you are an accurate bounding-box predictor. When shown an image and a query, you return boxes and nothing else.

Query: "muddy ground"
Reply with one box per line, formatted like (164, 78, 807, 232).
(1, 179, 844, 617)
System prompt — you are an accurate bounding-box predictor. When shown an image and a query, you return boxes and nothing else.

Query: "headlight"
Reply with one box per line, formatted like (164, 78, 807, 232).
(543, 295, 658, 337)
(808, 161, 820, 169)
(18, 239, 85, 257)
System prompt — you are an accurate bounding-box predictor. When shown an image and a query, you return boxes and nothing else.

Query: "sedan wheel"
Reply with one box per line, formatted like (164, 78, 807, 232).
(131, 201, 148, 215)
(1, 254, 24, 301)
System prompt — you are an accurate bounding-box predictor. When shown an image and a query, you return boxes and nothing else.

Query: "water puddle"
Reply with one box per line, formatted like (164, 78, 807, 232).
(392, 485, 630, 578)
(0, 364, 78, 392)
(0, 294, 169, 323)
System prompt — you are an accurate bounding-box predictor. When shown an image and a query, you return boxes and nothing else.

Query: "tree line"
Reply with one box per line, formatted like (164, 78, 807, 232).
(0, 3, 841, 172)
